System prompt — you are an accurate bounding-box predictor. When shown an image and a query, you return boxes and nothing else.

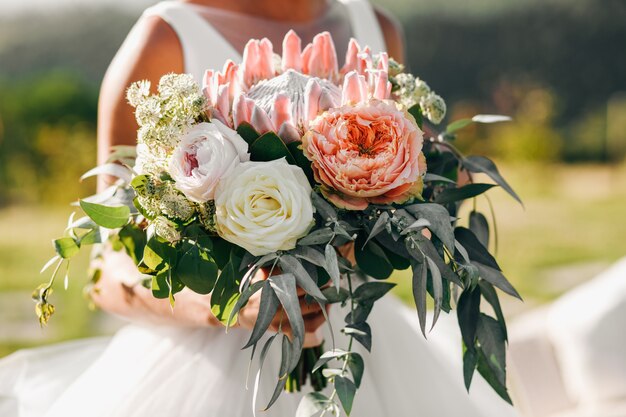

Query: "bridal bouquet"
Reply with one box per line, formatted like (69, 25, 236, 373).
(36, 31, 521, 415)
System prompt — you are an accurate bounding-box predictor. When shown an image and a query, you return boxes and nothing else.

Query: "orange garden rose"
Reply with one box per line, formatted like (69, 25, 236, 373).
(302, 99, 427, 210)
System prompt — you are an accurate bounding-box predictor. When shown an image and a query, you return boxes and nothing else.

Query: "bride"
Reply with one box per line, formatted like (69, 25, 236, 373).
(0, 1, 520, 416)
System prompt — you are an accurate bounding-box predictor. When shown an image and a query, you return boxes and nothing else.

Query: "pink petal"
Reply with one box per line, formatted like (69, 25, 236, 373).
(341, 38, 360, 75)
(377, 52, 389, 72)
(277, 123, 301, 144)
(341, 71, 368, 105)
(233, 94, 253, 127)
(258, 38, 275, 79)
(282, 30, 302, 72)
(307, 32, 338, 80)
(304, 78, 322, 123)
(301, 43, 312, 74)
(251, 104, 274, 133)
(373, 70, 391, 100)
(271, 94, 292, 128)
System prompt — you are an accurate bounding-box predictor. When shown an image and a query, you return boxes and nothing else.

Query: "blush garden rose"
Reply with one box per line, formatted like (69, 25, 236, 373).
(213, 158, 314, 256)
(302, 99, 427, 210)
(169, 121, 250, 202)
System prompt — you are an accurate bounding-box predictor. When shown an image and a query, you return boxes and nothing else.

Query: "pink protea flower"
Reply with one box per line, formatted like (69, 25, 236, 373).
(201, 30, 392, 141)
(302, 100, 426, 210)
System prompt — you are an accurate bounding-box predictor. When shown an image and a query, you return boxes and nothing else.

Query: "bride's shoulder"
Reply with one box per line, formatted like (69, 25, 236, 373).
(373, 6, 405, 62)
(104, 12, 184, 88)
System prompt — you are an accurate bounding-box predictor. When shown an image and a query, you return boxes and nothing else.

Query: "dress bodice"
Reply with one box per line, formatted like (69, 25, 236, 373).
(138, 0, 387, 83)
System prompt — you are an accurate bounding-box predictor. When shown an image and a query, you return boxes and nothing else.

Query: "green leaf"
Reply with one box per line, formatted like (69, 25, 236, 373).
(411, 260, 428, 337)
(298, 227, 334, 246)
(210, 259, 243, 326)
(434, 183, 497, 204)
(476, 314, 508, 391)
(175, 243, 219, 294)
(81, 163, 132, 183)
(287, 141, 315, 183)
(77, 228, 101, 246)
(311, 192, 338, 222)
(79, 200, 130, 229)
(463, 348, 478, 390)
(324, 244, 341, 290)
(236, 122, 261, 145)
(226, 280, 264, 331)
(118, 223, 146, 265)
(476, 347, 513, 404)
(151, 270, 183, 299)
(269, 273, 305, 368)
(279, 255, 327, 302)
(321, 287, 349, 304)
(404, 203, 456, 253)
(365, 211, 389, 246)
(344, 322, 372, 351)
(424, 173, 456, 184)
(142, 236, 176, 271)
(296, 392, 329, 417)
(475, 262, 522, 300)
(469, 211, 490, 248)
(312, 349, 349, 373)
(130, 175, 150, 196)
(249, 131, 296, 164)
(53, 237, 80, 259)
(454, 227, 501, 270)
(348, 353, 365, 388)
(408, 104, 424, 128)
(472, 114, 512, 124)
(462, 156, 522, 205)
(478, 280, 508, 341)
(242, 280, 280, 349)
(379, 242, 411, 270)
(353, 281, 396, 303)
(425, 256, 443, 329)
(457, 287, 481, 350)
(335, 376, 357, 415)
(446, 118, 473, 134)
(354, 233, 393, 280)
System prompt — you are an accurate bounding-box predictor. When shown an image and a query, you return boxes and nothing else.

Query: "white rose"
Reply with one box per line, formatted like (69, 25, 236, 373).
(169, 121, 250, 202)
(214, 159, 314, 256)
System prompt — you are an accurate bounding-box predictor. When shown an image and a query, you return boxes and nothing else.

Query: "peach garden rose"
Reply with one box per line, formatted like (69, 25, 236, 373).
(302, 99, 427, 210)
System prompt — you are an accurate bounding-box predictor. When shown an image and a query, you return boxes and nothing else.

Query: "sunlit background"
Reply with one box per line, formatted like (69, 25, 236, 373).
(0, 0, 625, 360)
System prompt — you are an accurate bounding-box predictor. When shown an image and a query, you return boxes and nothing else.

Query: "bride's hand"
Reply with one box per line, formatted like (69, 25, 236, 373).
(237, 267, 329, 348)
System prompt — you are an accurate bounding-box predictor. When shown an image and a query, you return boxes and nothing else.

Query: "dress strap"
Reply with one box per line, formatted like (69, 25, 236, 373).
(337, 0, 386, 54)
(143, 2, 242, 82)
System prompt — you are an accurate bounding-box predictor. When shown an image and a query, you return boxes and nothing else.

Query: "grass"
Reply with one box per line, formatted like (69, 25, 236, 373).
(1, 162, 625, 357)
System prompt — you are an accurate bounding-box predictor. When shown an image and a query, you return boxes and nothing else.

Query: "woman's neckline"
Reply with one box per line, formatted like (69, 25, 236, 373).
(178, 0, 337, 25)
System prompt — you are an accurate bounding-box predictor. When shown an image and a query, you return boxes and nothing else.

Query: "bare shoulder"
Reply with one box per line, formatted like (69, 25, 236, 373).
(374, 6, 405, 63)
(98, 15, 184, 158)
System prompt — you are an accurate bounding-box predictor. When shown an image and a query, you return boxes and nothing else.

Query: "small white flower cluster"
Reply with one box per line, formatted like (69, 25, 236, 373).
(393, 73, 447, 124)
(126, 74, 207, 167)
(153, 216, 181, 243)
(134, 175, 195, 240)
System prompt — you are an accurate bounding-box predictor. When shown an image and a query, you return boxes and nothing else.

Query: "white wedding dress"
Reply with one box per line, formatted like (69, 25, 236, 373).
(0, 2, 520, 416)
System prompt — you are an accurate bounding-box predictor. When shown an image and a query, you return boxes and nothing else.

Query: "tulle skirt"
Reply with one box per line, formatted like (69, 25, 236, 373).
(0, 296, 517, 417)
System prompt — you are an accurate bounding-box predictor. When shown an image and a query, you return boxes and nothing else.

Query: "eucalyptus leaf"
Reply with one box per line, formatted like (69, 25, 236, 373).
(476, 314, 507, 386)
(298, 228, 334, 246)
(472, 114, 512, 124)
(446, 118, 473, 134)
(296, 392, 329, 417)
(425, 256, 443, 329)
(344, 322, 372, 352)
(252, 333, 278, 416)
(269, 273, 304, 369)
(463, 348, 478, 390)
(311, 192, 338, 221)
(211, 258, 244, 326)
(294, 246, 327, 268)
(364, 211, 390, 246)
(457, 287, 481, 350)
(469, 211, 490, 248)
(324, 244, 341, 290)
(348, 353, 365, 388)
(474, 262, 521, 300)
(434, 184, 497, 205)
(463, 156, 522, 205)
(412, 260, 428, 337)
(454, 227, 501, 270)
(478, 280, 508, 341)
(79, 200, 130, 229)
(353, 282, 396, 303)
(80, 163, 132, 184)
(242, 281, 280, 349)
(321, 287, 349, 304)
(354, 234, 393, 280)
(227, 280, 264, 331)
(53, 237, 80, 259)
(335, 376, 357, 415)
(77, 228, 101, 246)
(280, 255, 326, 302)
(424, 173, 456, 184)
(404, 203, 455, 252)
